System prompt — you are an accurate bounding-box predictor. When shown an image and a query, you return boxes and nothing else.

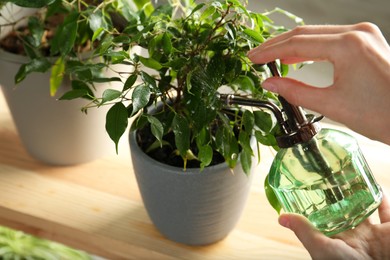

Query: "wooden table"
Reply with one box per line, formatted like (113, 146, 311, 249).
(1, 88, 390, 260)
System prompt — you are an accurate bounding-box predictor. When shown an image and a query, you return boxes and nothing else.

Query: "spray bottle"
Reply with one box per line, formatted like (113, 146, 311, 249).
(220, 62, 382, 236)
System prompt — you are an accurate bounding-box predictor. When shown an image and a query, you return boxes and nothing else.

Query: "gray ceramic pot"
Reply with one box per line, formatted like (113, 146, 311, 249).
(129, 131, 255, 245)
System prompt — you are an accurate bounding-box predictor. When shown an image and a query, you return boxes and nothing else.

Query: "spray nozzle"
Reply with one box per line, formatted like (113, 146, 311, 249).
(219, 61, 324, 148)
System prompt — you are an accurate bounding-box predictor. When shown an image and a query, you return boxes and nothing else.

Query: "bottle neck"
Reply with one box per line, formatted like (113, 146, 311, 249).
(267, 62, 322, 148)
(276, 121, 321, 148)
(276, 95, 322, 148)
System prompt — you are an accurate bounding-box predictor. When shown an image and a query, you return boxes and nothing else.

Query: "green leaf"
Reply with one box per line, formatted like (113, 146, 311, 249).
(240, 148, 252, 175)
(50, 57, 65, 96)
(200, 6, 216, 20)
(74, 69, 93, 81)
(255, 131, 278, 147)
(131, 84, 151, 116)
(146, 115, 164, 145)
(106, 103, 129, 153)
(15, 58, 51, 84)
(23, 41, 39, 59)
(215, 126, 239, 169)
(51, 12, 79, 56)
(172, 114, 190, 158)
(281, 63, 289, 77)
(186, 71, 193, 93)
(147, 34, 160, 58)
(59, 89, 89, 100)
(243, 110, 255, 133)
(242, 28, 265, 44)
(94, 34, 114, 56)
(196, 127, 209, 147)
(239, 131, 252, 154)
(66, 62, 106, 82)
(226, 22, 236, 40)
(123, 74, 138, 91)
(206, 54, 225, 88)
(187, 3, 205, 18)
(71, 80, 94, 98)
(264, 174, 282, 214)
(232, 75, 255, 92)
(162, 32, 173, 55)
(104, 51, 130, 64)
(65, 61, 105, 74)
(250, 13, 265, 32)
(101, 89, 122, 104)
(254, 110, 274, 133)
(145, 140, 171, 153)
(198, 144, 213, 170)
(93, 77, 122, 83)
(92, 28, 105, 42)
(27, 16, 44, 47)
(224, 57, 241, 82)
(113, 35, 132, 44)
(140, 71, 157, 90)
(138, 56, 163, 70)
(169, 57, 187, 70)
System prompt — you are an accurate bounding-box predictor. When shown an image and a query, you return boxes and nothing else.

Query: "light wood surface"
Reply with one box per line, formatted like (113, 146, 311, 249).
(1, 88, 390, 260)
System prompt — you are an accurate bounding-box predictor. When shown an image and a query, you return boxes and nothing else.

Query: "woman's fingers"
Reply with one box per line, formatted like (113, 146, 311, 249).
(279, 213, 330, 258)
(248, 34, 339, 65)
(248, 24, 358, 55)
(261, 77, 334, 115)
(247, 22, 386, 66)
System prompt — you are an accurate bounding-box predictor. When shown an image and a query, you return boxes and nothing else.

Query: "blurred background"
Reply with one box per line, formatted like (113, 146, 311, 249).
(249, 0, 390, 95)
(249, 0, 390, 41)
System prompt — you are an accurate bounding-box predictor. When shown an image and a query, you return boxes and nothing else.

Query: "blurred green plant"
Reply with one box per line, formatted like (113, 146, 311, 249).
(0, 226, 91, 260)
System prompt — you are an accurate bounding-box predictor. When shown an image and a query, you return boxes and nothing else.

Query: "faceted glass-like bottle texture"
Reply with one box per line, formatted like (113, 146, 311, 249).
(268, 128, 382, 236)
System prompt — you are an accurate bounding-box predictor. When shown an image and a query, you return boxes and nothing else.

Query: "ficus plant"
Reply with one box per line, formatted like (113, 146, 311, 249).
(0, 0, 150, 95)
(59, 0, 302, 174)
(1, 0, 302, 213)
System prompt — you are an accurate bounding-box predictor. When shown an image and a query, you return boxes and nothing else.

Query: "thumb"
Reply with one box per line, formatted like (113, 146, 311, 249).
(262, 77, 330, 112)
(279, 213, 329, 255)
(378, 190, 390, 223)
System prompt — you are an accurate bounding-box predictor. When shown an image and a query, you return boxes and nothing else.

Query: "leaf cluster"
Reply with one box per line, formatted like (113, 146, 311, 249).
(0, 0, 141, 95)
(61, 0, 294, 173)
(1, 0, 302, 175)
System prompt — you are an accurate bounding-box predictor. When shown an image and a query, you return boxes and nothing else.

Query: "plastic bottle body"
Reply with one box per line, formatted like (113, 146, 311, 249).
(269, 128, 382, 236)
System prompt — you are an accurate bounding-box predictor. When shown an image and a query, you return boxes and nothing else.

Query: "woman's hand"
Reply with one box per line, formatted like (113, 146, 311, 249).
(278, 192, 390, 260)
(248, 23, 390, 145)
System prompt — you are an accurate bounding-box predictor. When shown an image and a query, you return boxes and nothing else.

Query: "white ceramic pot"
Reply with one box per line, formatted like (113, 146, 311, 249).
(0, 4, 38, 40)
(129, 130, 256, 245)
(0, 50, 119, 165)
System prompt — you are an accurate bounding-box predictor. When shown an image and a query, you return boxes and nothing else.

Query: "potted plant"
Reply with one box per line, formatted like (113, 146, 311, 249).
(0, 226, 91, 259)
(0, 0, 146, 165)
(61, 0, 301, 245)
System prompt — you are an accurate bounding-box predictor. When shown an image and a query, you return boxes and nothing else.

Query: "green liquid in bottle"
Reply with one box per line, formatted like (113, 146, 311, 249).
(269, 129, 382, 236)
